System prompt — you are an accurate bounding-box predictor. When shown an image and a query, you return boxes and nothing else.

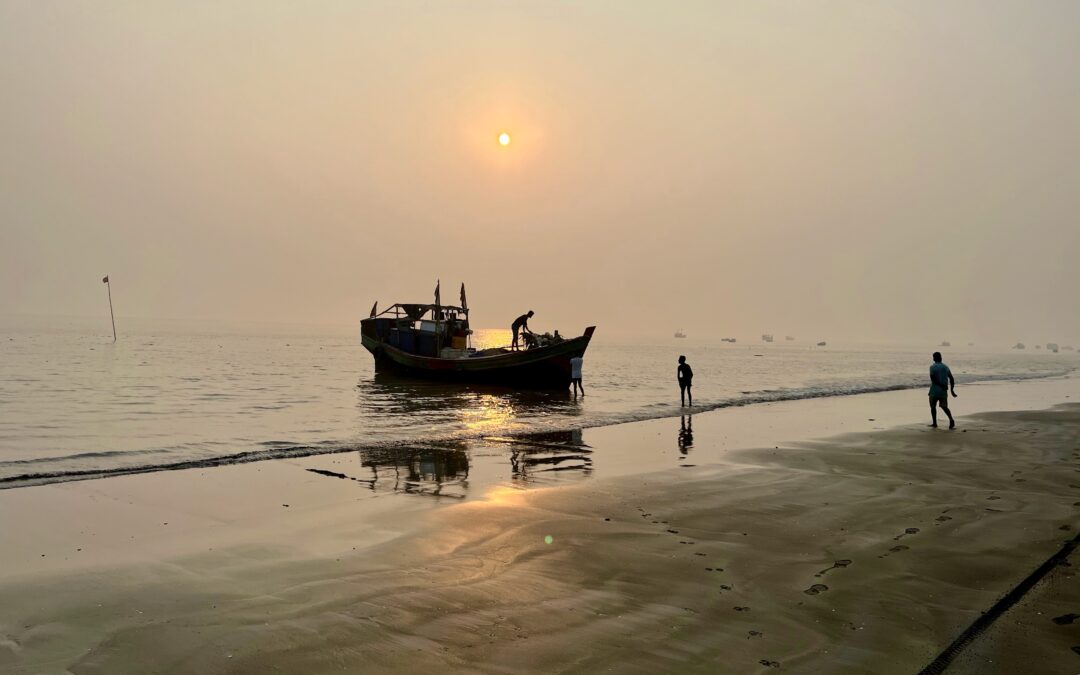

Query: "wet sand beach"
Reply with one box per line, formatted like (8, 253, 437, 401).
(1, 377, 1079, 674)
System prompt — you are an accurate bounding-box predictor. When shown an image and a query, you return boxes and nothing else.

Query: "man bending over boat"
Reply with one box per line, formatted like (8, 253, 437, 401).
(512, 311, 535, 350)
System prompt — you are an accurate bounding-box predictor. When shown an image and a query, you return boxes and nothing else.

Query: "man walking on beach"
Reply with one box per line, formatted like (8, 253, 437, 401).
(928, 351, 957, 429)
(511, 311, 534, 350)
(570, 355, 584, 396)
(678, 355, 693, 407)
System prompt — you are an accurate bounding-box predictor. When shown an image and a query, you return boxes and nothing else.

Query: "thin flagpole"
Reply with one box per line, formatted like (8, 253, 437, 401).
(105, 276, 117, 342)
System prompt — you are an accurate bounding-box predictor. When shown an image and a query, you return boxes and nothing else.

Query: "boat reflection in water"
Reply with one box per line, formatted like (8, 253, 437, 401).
(306, 374, 595, 498)
(360, 444, 471, 499)
(360, 372, 583, 438)
(305, 444, 470, 498)
(485, 429, 593, 483)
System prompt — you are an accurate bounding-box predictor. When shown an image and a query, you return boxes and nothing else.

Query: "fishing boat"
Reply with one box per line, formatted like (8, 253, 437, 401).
(761, 334, 774, 343)
(360, 297, 595, 388)
(674, 330, 687, 339)
(816, 341, 827, 347)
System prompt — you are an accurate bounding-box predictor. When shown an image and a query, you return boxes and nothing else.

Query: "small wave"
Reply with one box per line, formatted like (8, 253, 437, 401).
(0, 447, 165, 467)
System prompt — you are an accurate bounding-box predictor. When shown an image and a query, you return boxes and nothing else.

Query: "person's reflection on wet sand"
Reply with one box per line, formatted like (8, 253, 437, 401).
(678, 415, 694, 455)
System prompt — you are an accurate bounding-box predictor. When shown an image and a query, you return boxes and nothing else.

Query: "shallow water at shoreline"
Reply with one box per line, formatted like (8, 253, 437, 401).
(1, 315, 1076, 485)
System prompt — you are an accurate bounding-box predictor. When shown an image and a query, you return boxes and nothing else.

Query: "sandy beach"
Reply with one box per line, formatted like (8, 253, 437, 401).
(2, 376, 1079, 674)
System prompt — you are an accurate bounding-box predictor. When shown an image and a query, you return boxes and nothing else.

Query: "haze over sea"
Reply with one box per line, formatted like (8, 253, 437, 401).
(1, 315, 1074, 487)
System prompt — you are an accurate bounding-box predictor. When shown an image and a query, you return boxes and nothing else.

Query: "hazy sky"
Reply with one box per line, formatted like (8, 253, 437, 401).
(2, 1, 1078, 343)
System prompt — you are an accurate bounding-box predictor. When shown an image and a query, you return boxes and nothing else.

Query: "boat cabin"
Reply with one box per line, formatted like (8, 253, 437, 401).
(361, 303, 472, 358)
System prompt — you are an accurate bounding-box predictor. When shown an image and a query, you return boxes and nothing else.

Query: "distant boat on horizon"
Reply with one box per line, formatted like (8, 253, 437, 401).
(1047, 343, 1059, 353)
(785, 335, 795, 341)
(1013, 342, 1026, 349)
(674, 330, 687, 339)
(761, 334, 774, 343)
(940, 340, 951, 347)
(816, 341, 827, 347)
(721, 337, 737, 343)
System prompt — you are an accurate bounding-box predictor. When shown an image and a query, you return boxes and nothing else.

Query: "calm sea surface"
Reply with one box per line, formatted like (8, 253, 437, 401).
(1, 316, 1075, 486)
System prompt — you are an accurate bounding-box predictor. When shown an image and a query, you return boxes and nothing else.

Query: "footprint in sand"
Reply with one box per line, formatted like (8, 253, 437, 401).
(759, 659, 780, 668)
(987, 495, 1001, 500)
(815, 560, 853, 577)
(879, 544, 909, 558)
(1052, 613, 1080, 625)
(804, 583, 829, 595)
(734, 606, 750, 612)
(893, 527, 920, 541)
(748, 630, 763, 639)
(935, 515, 953, 523)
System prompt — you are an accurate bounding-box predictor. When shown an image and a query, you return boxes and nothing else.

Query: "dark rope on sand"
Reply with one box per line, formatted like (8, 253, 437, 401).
(918, 532, 1080, 674)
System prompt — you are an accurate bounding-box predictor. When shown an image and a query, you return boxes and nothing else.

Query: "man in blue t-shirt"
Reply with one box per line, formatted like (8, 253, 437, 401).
(928, 351, 957, 429)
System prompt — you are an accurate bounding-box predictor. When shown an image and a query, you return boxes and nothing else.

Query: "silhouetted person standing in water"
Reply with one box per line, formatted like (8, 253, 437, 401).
(511, 311, 534, 350)
(678, 355, 693, 406)
(928, 351, 957, 429)
(570, 355, 584, 397)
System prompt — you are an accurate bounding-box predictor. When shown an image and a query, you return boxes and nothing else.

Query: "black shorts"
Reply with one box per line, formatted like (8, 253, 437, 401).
(680, 381, 692, 389)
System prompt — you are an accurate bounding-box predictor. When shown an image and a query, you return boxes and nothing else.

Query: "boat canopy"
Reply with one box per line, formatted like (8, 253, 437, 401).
(372, 303, 467, 320)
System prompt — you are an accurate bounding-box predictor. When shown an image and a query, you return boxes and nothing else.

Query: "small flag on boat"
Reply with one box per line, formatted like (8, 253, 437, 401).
(369, 301, 377, 318)
(460, 283, 467, 311)
(102, 275, 109, 283)
(434, 280, 440, 307)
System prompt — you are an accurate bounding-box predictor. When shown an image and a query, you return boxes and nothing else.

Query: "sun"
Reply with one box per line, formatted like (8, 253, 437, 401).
(498, 132, 511, 146)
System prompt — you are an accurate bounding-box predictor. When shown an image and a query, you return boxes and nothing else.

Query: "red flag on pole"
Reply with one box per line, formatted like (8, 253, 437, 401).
(102, 275, 109, 283)
(460, 283, 467, 312)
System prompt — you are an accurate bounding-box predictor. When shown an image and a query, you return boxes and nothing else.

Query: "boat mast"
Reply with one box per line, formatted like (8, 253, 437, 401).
(434, 279, 441, 356)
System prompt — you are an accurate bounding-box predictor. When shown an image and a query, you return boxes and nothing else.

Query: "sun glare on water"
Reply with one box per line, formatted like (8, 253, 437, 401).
(498, 132, 511, 146)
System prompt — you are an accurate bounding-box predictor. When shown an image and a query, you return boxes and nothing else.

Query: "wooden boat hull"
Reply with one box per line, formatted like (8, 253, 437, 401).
(362, 327, 595, 388)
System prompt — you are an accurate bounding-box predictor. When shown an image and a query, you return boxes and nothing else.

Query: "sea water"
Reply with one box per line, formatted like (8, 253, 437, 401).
(1, 315, 1075, 486)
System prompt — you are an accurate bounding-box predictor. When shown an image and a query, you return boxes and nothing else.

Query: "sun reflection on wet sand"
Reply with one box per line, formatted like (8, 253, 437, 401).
(477, 485, 528, 507)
